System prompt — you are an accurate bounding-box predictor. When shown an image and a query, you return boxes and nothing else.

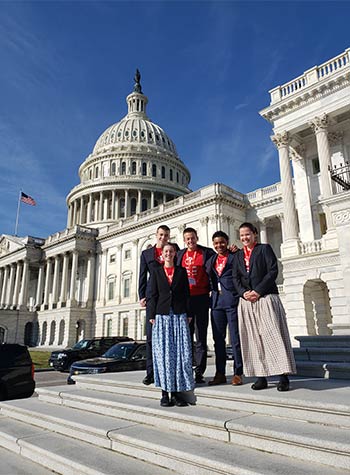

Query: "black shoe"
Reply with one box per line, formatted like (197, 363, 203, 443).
(195, 373, 205, 384)
(251, 377, 268, 390)
(171, 394, 188, 407)
(142, 375, 154, 385)
(277, 380, 290, 392)
(160, 395, 172, 407)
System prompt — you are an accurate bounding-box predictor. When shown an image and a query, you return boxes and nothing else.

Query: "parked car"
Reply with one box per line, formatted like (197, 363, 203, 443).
(67, 341, 146, 384)
(0, 344, 35, 400)
(49, 336, 133, 371)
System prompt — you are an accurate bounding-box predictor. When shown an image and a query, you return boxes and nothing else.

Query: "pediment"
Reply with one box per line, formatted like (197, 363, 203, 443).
(0, 235, 25, 257)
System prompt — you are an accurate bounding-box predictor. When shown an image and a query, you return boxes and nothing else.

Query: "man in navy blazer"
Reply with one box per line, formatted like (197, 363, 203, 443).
(206, 231, 243, 386)
(176, 227, 215, 383)
(139, 224, 179, 385)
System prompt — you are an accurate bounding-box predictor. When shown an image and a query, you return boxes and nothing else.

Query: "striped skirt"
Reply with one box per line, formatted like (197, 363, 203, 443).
(238, 294, 296, 377)
(152, 312, 194, 392)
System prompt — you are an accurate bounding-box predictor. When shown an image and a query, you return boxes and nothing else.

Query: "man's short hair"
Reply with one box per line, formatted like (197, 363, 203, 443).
(212, 230, 229, 242)
(183, 227, 198, 237)
(157, 224, 170, 233)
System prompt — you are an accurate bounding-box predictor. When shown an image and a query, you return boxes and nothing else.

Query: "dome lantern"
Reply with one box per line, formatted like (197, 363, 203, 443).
(126, 69, 148, 118)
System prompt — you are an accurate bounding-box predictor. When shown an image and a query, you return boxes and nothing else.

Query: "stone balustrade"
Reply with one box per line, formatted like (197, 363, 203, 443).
(299, 239, 323, 255)
(246, 182, 282, 202)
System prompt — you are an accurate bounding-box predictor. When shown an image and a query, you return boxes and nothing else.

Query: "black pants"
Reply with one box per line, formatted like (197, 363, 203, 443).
(188, 294, 210, 376)
(145, 306, 153, 378)
(211, 306, 243, 376)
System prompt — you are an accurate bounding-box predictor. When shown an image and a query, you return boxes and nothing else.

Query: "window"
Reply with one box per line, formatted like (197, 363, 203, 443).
(122, 317, 129, 336)
(111, 162, 116, 175)
(176, 172, 179, 183)
(109, 254, 116, 263)
(319, 213, 327, 235)
(130, 197, 137, 215)
(123, 278, 130, 298)
(170, 169, 173, 181)
(152, 164, 157, 177)
(89, 169, 92, 180)
(142, 162, 147, 176)
(120, 198, 125, 218)
(124, 249, 131, 259)
(141, 198, 148, 212)
(108, 281, 115, 300)
(131, 161, 137, 175)
(103, 314, 113, 336)
(312, 158, 320, 174)
(161, 166, 165, 179)
(95, 167, 99, 179)
(121, 162, 126, 175)
(106, 319, 113, 336)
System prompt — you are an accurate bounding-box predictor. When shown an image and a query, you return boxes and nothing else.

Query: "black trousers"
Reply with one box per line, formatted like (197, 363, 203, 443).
(211, 306, 243, 376)
(145, 305, 153, 377)
(188, 294, 210, 376)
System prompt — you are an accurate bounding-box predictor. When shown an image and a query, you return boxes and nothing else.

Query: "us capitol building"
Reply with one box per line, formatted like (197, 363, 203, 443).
(1, 49, 350, 350)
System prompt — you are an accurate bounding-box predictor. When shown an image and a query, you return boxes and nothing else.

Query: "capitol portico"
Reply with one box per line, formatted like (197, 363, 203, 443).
(1, 50, 350, 351)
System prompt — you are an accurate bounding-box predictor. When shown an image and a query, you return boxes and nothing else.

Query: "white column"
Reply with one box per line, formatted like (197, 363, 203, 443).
(111, 190, 116, 220)
(79, 197, 84, 224)
(309, 114, 332, 199)
(18, 258, 29, 308)
(0, 268, 4, 306)
(69, 250, 78, 303)
(67, 204, 72, 228)
(259, 219, 268, 244)
(87, 194, 92, 224)
(103, 194, 108, 220)
(43, 259, 53, 306)
(151, 191, 155, 208)
(271, 132, 299, 241)
(137, 189, 142, 214)
(0, 266, 9, 306)
(86, 252, 95, 303)
(115, 193, 120, 219)
(52, 255, 61, 305)
(6, 264, 15, 307)
(13, 262, 22, 307)
(35, 264, 44, 307)
(60, 253, 69, 304)
(99, 191, 103, 220)
(163, 193, 166, 203)
(73, 200, 77, 226)
(124, 190, 129, 218)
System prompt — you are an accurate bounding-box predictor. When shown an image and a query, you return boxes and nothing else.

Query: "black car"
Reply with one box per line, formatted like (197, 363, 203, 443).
(0, 344, 35, 400)
(49, 336, 133, 371)
(67, 341, 146, 384)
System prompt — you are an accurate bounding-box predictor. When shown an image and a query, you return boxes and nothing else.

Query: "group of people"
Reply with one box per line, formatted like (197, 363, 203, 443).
(138, 223, 296, 407)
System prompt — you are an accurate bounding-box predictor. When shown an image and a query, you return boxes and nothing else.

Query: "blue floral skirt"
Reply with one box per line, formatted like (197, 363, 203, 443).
(152, 311, 194, 392)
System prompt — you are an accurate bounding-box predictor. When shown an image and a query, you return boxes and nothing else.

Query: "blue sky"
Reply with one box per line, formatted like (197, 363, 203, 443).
(1, 0, 349, 238)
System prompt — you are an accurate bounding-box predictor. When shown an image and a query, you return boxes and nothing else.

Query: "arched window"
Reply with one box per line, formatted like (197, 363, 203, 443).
(120, 198, 125, 218)
(142, 198, 148, 212)
(170, 169, 173, 181)
(95, 167, 99, 179)
(142, 162, 147, 176)
(131, 161, 137, 175)
(130, 197, 137, 215)
(161, 166, 165, 179)
(107, 275, 116, 300)
(111, 162, 116, 175)
(176, 172, 179, 183)
(122, 272, 132, 299)
(152, 164, 157, 177)
(121, 162, 126, 175)
(89, 169, 92, 180)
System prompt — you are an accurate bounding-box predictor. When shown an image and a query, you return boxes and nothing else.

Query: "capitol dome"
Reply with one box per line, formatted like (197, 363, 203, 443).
(66, 71, 191, 229)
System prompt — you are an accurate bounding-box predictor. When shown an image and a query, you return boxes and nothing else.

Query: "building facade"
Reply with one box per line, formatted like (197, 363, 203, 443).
(1, 50, 350, 348)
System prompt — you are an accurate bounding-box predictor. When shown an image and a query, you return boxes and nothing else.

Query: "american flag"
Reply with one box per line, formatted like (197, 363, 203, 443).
(21, 192, 36, 206)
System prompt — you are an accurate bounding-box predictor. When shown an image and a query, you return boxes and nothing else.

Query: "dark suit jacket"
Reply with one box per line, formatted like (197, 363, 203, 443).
(176, 244, 215, 270)
(206, 252, 239, 309)
(232, 244, 279, 298)
(148, 266, 190, 318)
(138, 243, 179, 300)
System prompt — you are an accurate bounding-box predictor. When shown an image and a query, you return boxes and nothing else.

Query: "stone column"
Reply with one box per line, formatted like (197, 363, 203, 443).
(87, 194, 92, 224)
(6, 264, 16, 307)
(0, 268, 4, 306)
(163, 193, 166, 204)
(259, 219, 268, 244)
(86, 251, 95, 304)
(124, 190, 129, 218)
(72, 200, 77, 227)
(79, 197, 84, 224)
(52, 255, 61, 305)
(151, 191, 155, 208)
(60, 253, 70, 304)
(111, 190, 116, 220)
(18, 258, 29, 308)
(69, 250, 78, 303)
(0, 266, 9, 306)
(115, 192, 120, 219)
(43, 258, 53, 306)
(35, 264, 44, 307)
(13, 262, 23, 307)
(271, 132, 299, 241)
(137, 189, 142, 214)
(309, 114, 332, 199)
(99, 191, 103, 221)
(104, 193, 109, 220)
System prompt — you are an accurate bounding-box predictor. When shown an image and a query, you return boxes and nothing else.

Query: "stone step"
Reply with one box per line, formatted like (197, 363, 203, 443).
(296, 361, 350, 379)
(0, 403, 349, 475)
(294, 347, 350, 362)
(6, 385, 350, 470)
(0, 445, 56, 475)
(0, 414, 171, 475)
(295, 335, 350, 348)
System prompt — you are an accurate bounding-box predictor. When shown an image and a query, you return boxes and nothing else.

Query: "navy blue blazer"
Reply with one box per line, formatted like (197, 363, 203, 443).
(232, 244, 279, 298)
(138, 244, 179, 300)
(176, 244, 215, 269)
(206, 252, 239, 309)
(148, 266, 190, 318)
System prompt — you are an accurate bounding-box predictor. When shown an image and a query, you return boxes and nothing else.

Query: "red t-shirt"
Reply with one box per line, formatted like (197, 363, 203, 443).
(163, 266, 174, 285)
(243, 244, 256, 272)
(182, 248, 209, 296)
(154, 247, 164, 265)
(215, 253, 228, 276)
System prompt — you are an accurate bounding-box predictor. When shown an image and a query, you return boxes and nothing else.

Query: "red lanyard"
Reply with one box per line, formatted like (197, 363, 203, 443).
(215, 253, 228, 276)
(164, 266, 174, 284)
(243, 244, 256, 271)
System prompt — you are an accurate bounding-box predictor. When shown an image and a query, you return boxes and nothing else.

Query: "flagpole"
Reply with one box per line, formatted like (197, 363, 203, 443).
(14, 190, 22, 236)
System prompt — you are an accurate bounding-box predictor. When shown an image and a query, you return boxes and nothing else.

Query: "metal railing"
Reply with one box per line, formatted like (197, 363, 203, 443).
(329, 162, 350, 193)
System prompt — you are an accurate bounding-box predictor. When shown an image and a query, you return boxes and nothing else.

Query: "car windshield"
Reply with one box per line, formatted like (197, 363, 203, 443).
(104, 344, 135, 359)
(72, 339, 91, 350)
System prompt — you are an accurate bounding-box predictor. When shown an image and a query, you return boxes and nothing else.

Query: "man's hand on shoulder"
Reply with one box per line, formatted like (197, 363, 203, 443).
(140, 298, 147, 307)
(229, 244, 239, 253)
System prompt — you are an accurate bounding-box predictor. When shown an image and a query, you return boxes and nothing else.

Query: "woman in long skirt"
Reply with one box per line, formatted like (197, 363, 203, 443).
(148, 243, 194, 406)
(232, 222, 296, 391)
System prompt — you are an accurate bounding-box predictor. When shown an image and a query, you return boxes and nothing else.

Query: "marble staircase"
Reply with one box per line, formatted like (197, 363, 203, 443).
(0, 371, 350, 474)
